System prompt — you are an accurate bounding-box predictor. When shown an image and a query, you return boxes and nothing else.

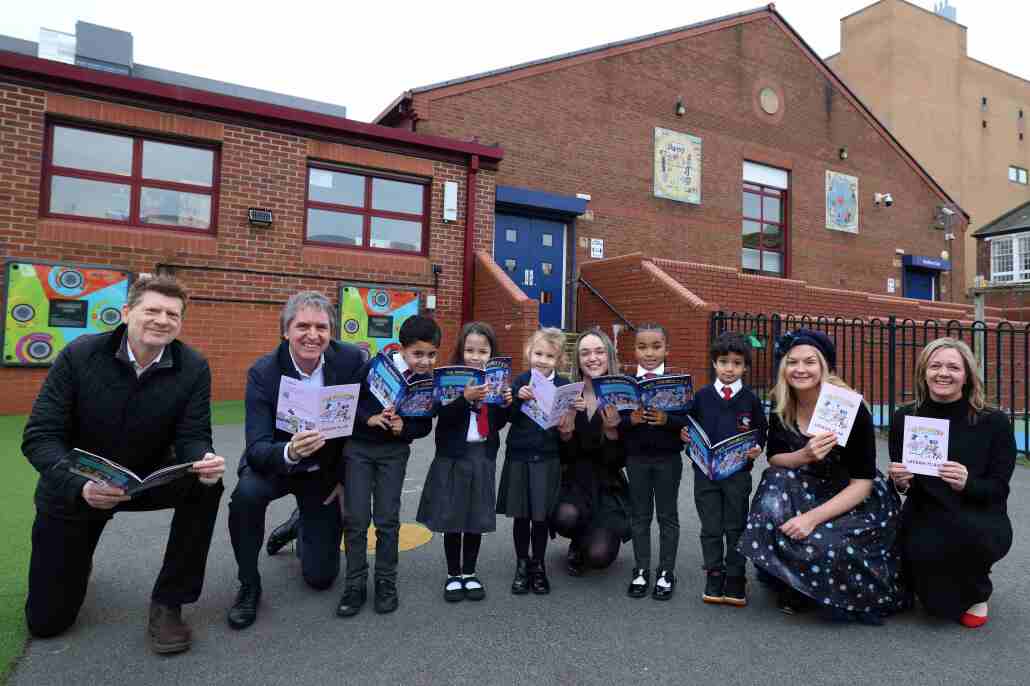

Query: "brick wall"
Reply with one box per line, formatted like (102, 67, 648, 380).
(402, 13, 968, 304)
(472, 251, 538, 375)
(0, 85, 495, 414)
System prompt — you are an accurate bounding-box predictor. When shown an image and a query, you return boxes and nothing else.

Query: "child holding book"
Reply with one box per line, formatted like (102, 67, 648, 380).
(682, 332, 766, 606)
(622, 323, 689, 600)
(496, 327, 571, 595)
(336, 315, 440, 618)
(417, 322, 512, 602)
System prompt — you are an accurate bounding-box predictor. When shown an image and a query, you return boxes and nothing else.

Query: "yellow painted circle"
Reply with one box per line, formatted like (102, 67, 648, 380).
(340, 523, 434, 553)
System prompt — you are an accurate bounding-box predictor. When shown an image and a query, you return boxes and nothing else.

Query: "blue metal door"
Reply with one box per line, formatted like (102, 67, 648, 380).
(494, 213, 565, 328)
(904, 268, 935, 300)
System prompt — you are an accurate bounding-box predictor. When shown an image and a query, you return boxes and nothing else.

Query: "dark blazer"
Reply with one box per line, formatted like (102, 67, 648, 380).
(240, 339, 365, 476)
(505, 370, 571, 461)
(434, 394, 510, 460)
(22, 324, 213, 516)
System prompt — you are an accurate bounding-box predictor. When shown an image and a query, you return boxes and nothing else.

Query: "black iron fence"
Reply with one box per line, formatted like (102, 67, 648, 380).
(710, 311, 1030, 456)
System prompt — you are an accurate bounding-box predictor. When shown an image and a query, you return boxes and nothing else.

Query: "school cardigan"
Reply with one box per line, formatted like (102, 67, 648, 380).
(505, 370, 570, 461)
(687, 384, 768, 471)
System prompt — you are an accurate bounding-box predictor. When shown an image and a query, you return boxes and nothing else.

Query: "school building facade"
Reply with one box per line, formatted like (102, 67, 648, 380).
(374, 5, 992, 381)
(0, 24, 532, 415)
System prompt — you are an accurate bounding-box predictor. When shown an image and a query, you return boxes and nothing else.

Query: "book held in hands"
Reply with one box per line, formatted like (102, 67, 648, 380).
(275, 376, 361, 439)
(807, 384, 863, 447)
(683, 416, 758, 481)
(901, 415, 949, 477)
(365, 353, 435, 417)
(433, 366, 485, 406)
(593, 374, 693, 413)
(483, 357, 512, 405)
(520, 369, 584, 430)
(68, 448, 194, 495)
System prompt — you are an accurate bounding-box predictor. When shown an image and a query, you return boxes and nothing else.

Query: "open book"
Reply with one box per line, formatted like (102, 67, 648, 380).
(434, 366, 485, 406)
(366, 353, 435, 417)
(275, 376, 361, 439)
(902, 415, 949, 477)
(520, 369, 584, 430)
(68, 448, 194, 495)
(683, 415, 757, 481)
(593, 374, 693, 413)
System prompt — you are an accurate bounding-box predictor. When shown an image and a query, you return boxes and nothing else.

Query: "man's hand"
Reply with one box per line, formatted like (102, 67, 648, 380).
(367, 413, 392, 431)
(464, 383, 488, 404)
(82, 481, 130, 510)
(287, 430, 326, 461)
(192, 452, 226, 485)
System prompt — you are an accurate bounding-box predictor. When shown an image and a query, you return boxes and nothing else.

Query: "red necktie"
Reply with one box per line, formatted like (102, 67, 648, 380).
(476, 403, 490, 437)
(643, 373, 657, 380)
(722, 386, 733, 400)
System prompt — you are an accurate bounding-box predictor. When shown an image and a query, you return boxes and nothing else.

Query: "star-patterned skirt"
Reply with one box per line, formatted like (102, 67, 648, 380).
(738, 465, 909, 617)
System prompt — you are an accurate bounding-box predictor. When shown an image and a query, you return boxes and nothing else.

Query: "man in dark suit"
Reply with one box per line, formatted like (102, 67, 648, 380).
(226, 291, 365, 629)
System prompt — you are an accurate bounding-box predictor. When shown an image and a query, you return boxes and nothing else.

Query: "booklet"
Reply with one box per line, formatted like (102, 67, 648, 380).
(807, 384, 863, 447)
(483, 357, 513, 405)
(68, 448, 194, 495)
(275, 376, 361, 439)
(433, 366, 485, 406)
(593, 374, 693, 413)
(364, 353, 435, 416)
(683, 416, 758, 481)
(902, 415, 949, 477)
(520, 369, 584, 430)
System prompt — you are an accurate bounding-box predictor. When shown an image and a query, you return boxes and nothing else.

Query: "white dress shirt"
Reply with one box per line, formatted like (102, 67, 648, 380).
(713, 378, 743, 400)
(284, 349, 326, 469)
(126, 343, 165, 378)
(636, 363, 665, 378)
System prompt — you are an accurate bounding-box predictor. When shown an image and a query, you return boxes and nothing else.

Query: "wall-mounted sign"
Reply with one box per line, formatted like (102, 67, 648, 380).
(903, 255, 951, 271)
(826, 170, 859, 233)
(3, 261, 132, 366)
(590, 238, 604, 259)
(887, 277, 896, 294)
(654, 127, 702, 205)
(338, 283, 421, 359)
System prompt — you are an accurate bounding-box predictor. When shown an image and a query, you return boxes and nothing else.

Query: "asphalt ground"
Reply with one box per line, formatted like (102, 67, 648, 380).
(11, 426, 1030, 686)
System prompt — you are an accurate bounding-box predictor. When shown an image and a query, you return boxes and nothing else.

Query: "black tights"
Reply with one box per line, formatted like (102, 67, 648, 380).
(443, 533, 482, 576)
(552, 502, 621, 570)
(512, 518, 548, 561)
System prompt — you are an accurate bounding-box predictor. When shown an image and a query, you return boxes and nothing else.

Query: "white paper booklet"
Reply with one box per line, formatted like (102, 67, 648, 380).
(807, 384, 863, 447)
(275, 376, 361, 439)
(520, 368, 584, 430)
(901, 415, 949, 477)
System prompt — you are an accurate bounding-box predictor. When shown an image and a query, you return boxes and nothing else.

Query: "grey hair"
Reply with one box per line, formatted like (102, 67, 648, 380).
(281, 291, 336, 336)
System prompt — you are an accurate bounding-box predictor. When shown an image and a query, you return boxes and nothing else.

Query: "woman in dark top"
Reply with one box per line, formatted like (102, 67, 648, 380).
(888, 337, 1015, 628)
(738, 329, 907, 622)
(551, 329, 631, 575)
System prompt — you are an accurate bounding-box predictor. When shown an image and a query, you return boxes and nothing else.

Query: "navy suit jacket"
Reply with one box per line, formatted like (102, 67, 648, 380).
(240, 339, 366, 476)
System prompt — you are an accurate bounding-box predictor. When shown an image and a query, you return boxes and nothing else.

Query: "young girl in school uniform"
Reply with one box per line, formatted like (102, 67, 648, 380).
(417, 322, 512, 602)
(495, 327, 571, 595)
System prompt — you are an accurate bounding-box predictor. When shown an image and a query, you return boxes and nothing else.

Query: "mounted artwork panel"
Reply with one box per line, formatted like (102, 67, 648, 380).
(654, 127, 702, 205)
(825, 170, 859, 233)
(3, 260, 132, 366)
(338, 283, 421, 360)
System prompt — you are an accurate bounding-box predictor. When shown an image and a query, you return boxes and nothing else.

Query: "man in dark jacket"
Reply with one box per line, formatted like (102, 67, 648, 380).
(226, 291, 365, 630)
(22, 275, 226, 654)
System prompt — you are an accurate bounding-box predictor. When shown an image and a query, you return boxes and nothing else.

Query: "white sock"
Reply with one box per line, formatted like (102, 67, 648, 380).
(632, 573, 647, 586)
(462, 574, 482, 590)
(656, 575, 672, 589)
(445, 579, 463, 591)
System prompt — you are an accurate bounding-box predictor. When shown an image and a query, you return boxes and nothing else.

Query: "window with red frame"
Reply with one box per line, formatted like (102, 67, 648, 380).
(742, 182, 787, 276)
(305, 165, 428, 254)
(43, 123, 217, 231)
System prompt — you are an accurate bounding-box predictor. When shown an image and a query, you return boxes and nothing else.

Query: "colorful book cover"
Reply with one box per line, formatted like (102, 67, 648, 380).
(366, 353, 406, 409)
(683, 415, 757, 481)
(807, 384, 863, 447)
(396, 379, 434, 417)
(276, 376, 361, 439)
(67, 448, 194, 495)
(483, 357, 513, 405)
(639, 374, 693, 413)
(902, 415, 949, 477)
(592, 374, 642, 413)
(433, 366, 486, 406)
(520, 369, 583, 429)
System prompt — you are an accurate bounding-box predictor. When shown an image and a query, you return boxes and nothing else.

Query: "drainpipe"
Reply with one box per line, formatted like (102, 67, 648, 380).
(462, 154, 479, 323)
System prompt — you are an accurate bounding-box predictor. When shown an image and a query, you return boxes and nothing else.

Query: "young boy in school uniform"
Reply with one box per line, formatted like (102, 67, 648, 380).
(336, 316, 440, 617)
(683, 332, 767, 606)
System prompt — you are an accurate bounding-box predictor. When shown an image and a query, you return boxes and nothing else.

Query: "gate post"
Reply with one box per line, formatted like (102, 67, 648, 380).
(887, 315, 897, 424)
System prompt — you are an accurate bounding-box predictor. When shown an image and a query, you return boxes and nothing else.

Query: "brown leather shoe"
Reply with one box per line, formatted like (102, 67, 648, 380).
(147, 602, 192, 654)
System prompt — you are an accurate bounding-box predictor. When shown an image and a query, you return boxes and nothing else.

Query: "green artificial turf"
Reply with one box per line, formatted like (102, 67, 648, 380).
(211, 400, 245, 427)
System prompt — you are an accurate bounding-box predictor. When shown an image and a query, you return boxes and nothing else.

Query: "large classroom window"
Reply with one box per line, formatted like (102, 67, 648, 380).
(742, 161, 789, 276)
(42, 122, 218, 231)
(990, 233, 1030, 283)
(305, 164, 429, 254)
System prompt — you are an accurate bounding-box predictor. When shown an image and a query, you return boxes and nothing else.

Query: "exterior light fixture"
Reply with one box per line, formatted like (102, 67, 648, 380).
(839, 146, 848, 160)
(247, 208, 274, 227)
(675, 96, 686, 117)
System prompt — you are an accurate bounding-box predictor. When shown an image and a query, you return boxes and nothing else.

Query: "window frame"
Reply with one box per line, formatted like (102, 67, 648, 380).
(988, 233, 1030, 283)
(741, 180, 790, 278)
(303, 162, 430, 256)
(1009, 165, 1029, 185)
(40, 120, 220, 233)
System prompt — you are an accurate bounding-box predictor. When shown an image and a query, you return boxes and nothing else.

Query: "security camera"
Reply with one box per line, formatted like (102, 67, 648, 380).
(940, 206, 955, 216)
(874, 192, 893, 207)
(883, 193, 893, 207)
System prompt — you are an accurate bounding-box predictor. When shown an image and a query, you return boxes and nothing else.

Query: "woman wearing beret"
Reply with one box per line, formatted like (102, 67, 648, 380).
(887, 338, 1014, 628)
(738, 329, 908, 623)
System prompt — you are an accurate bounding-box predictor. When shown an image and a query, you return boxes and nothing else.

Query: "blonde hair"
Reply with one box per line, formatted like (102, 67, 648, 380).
(523, 327, 567, 369)
(912, 337, 987, 421)
(571, 328, 619, 383)
(771, 345, 855, 433)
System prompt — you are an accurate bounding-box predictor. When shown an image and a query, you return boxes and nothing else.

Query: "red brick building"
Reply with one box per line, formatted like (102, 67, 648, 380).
(376, 6, 970, 345)
(0, 25, 519, 414)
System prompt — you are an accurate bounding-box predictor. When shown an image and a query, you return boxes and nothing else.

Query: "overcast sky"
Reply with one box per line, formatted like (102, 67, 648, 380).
(3, 0, 1028, 123)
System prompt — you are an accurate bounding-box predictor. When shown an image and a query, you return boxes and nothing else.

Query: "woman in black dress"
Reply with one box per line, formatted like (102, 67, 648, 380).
(551, 329, 631, 575)
(888, 337, 1015, 628)
(738, 329, 907, 622)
